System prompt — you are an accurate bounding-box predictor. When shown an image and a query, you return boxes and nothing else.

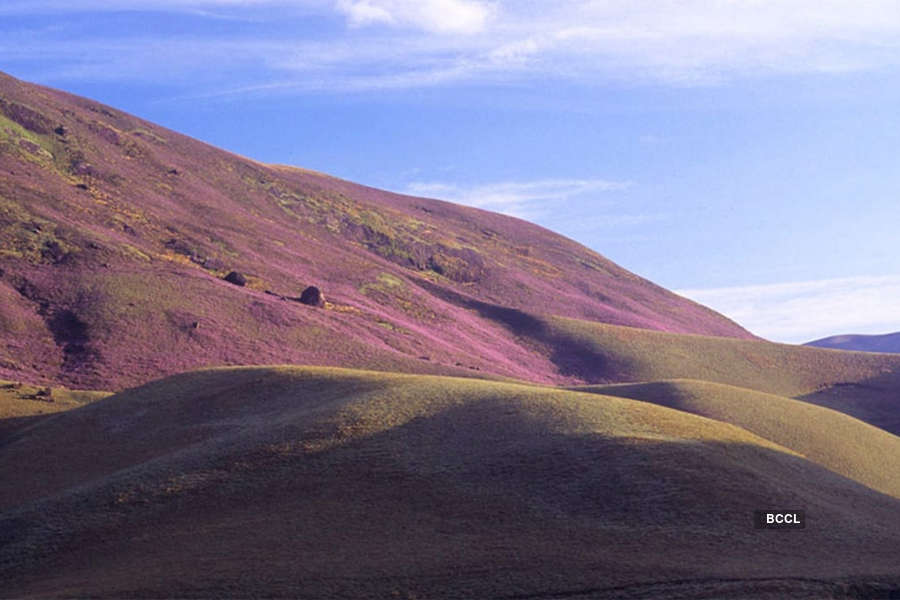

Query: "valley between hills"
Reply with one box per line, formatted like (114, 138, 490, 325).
(1, 70, 899, 599)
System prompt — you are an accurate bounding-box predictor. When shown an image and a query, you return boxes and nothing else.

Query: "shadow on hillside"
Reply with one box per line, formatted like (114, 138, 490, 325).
(4, 394, 900, 598)
(413, 279, 631, 382)
(0, 413, 52, 446)
(796, 370, 900, 436)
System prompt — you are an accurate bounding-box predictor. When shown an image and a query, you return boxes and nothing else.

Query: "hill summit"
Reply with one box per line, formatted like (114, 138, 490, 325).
(0, 70, 751, 390)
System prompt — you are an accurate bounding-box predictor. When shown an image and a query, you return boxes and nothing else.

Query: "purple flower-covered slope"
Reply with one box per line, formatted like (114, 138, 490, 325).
(0, 71, 752, 390)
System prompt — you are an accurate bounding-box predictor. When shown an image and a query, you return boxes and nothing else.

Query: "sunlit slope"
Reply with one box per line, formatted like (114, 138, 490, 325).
(0, 379, 109, 438)
(574, 379, 900, 499)
(523, 315, 900, 396)
(527, 315, 900, 435)
(2, 367, 899, 598)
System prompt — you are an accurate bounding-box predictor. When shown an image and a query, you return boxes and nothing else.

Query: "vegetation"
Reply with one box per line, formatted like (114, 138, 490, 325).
(574, 378, 900, 499)
(0, 379, 109, 439)
(2, 70, 900, 599)
(543, 315, 900, 396)
(0, 70, 760, 389)
(1, 367, 898, 598)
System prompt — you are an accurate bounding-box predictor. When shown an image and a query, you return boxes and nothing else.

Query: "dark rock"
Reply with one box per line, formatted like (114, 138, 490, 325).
(298, 286, 325, 307)
(223, 271, 247, 287)
(54, 125, 67, 136)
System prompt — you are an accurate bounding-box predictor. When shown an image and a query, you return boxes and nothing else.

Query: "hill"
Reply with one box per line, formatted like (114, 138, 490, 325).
(573, 378, 900, 499)
(0, 70, 751, 391)
(4, 70, 900, 600)
(2, 366, 899, 599)
(483, 314, 900, 435)
(807, 332, 900, 353)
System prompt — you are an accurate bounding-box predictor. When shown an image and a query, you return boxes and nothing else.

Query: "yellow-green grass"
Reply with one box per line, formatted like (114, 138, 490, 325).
(0, 379, 110, 437)
(2, 367, 899, 598)
(543, 315, 900, 396)
(573, 378, 900, 500)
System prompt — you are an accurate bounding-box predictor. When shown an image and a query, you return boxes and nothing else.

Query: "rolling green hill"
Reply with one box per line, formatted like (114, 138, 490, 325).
(573, 378, 900, 499)
(2, 367, 899, 599)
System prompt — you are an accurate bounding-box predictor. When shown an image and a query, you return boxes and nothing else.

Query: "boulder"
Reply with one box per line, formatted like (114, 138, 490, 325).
(299, 286, 325, 307)
(223, 271, 247, 287)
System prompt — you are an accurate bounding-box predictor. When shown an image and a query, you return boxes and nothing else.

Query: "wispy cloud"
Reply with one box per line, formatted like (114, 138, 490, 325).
(677, 275, 900, 344)
(4, 1, 900, 93)
(405, 178, 631, 220)
(335, 0, 492, 34)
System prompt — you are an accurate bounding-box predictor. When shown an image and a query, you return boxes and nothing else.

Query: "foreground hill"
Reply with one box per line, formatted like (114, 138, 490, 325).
(807, 332, 900, 353)
(0, 70, 751, 390)
(2, 367, 899, 599)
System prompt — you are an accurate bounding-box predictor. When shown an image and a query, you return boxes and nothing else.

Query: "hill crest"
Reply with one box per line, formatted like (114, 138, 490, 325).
(0, 70, 752, 390)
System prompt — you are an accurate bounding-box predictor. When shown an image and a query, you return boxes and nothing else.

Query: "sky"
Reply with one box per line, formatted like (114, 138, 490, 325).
(2, 0, 899, 343)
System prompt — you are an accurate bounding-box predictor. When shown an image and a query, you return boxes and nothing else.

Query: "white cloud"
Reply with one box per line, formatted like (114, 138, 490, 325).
(405, 178, 630, 219)
(6, 1, 900, 90)
(0, 0, 289, 11)
(335, 0, 394, 27)
(336, 0, 492, 34)
(677, 275, 900, 344)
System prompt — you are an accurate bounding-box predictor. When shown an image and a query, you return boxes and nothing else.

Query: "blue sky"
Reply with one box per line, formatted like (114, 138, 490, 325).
(2, 0, 900, 342)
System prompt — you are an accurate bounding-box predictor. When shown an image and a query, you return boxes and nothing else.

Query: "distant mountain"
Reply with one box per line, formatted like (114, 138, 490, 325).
(0, 70, 753, 390)
(806, 332, 900, 353)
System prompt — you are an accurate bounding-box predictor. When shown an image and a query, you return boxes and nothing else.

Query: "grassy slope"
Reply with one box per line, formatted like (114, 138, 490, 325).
(0, 70, 752, 390)
(525, 316, 900, 438)
(0, 379, 109, 439)
(543, 316, 900, 396)
(573, 379, 900, 500)
(2, 367, 899, 599)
